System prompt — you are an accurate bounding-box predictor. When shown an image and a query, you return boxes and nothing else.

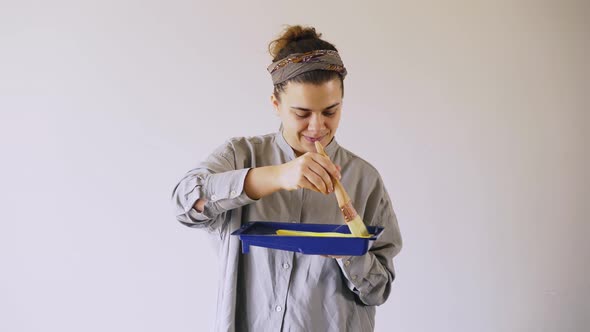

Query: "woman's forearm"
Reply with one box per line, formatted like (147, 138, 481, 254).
(244, 165, 283, 200)
(192, 165, 283, 212)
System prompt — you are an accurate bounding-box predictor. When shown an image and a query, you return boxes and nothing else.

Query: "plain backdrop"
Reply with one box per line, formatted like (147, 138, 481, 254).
(1, 1, 588, 331)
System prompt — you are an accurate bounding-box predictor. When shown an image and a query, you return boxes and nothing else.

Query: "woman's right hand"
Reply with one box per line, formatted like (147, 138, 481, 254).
(277, 152, 342, 195)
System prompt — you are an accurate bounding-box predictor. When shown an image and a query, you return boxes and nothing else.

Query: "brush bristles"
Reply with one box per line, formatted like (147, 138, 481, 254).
(346, 215, 370, 237)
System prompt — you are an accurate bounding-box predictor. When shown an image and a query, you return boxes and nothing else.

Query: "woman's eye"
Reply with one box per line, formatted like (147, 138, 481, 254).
(323, 112, 336, 117)
(295, 113, 308, 118)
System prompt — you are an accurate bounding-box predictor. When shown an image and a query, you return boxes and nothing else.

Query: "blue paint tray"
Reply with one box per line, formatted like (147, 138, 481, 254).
(231, 221, 384, 256)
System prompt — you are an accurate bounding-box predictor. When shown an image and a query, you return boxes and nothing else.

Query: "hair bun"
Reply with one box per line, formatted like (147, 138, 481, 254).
(269, 25, 322, 59)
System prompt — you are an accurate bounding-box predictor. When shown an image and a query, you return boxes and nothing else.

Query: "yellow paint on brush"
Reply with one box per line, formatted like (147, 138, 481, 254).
(276, 229, 371, 238)
(345, 215, 370, 237)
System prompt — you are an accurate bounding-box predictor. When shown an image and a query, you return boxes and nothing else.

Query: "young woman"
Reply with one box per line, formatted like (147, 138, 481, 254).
(172, 25, 402, 332)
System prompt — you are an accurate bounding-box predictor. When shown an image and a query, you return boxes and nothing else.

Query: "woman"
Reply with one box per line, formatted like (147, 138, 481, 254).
(172, 25, 402, 332)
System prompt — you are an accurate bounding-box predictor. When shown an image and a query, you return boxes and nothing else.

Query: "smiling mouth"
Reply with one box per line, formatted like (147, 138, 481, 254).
(303, 135, 325, 143)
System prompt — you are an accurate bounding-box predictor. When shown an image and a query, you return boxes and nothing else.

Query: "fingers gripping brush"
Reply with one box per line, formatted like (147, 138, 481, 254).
(315, 141, 370, 237)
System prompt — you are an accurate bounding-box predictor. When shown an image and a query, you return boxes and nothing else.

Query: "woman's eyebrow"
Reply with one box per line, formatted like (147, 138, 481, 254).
(290, 102, 341, 112)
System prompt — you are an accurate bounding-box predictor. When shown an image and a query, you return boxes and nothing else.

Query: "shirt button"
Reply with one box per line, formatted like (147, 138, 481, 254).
(282, 263, 290, 269)
(344, 260, 351, 267)
(230, 190, 237, 197)
(275, 305, 282, 312)
(211, 194, 218, 201)
(351, 275, 357, 281)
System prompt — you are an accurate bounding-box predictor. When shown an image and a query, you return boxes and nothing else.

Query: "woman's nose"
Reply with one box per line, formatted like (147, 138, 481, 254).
(308, 114, 325, 132)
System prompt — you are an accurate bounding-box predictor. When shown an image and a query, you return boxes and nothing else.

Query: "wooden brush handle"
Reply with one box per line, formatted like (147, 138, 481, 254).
(315, 142, 366, 231)
(314, 141, 351, 207)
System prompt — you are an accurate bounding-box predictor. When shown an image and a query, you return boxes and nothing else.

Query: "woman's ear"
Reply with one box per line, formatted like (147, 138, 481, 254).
(270, 94, 280, 115)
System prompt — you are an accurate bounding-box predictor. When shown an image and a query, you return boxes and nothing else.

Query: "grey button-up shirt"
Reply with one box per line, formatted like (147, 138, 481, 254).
(172, 131, 402, 332)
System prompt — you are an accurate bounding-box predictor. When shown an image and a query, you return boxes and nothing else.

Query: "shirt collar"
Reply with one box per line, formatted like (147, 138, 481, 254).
(275, 128, 340, 160)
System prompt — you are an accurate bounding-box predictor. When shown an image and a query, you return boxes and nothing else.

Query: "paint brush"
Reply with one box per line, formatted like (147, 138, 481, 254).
(315, 141, 370, 237)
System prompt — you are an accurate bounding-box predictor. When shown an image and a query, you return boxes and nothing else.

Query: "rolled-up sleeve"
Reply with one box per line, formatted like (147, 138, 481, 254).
(172, 141, 257, 230)
(336, 187, 403, 306)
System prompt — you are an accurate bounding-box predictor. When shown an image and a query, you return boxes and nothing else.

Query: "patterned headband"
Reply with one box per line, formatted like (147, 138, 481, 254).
(267, 50, 347, 85)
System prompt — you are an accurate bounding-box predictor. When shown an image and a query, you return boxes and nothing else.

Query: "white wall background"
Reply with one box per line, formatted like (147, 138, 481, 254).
(2, 1, 588, 331)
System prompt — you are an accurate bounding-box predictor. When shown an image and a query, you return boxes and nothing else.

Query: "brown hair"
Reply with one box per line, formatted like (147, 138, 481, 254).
(268, 25, 344, 100)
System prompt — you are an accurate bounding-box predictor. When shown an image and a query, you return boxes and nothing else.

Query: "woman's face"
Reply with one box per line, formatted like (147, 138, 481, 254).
(271, 79, 343, 156)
